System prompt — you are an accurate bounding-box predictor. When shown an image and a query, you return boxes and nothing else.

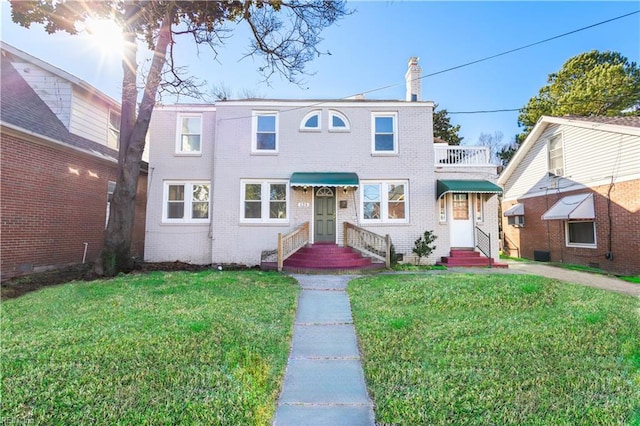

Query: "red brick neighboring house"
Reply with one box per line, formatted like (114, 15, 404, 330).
(498, 115, 640, 276)
(1, 43, 147, 281)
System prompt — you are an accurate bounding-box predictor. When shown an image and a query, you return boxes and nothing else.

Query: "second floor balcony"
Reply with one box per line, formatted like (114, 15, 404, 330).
(434, 144, 494, 167)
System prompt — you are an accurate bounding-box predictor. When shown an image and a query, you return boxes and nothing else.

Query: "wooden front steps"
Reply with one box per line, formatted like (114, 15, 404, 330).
(262, 243, 386, 274)
(437, 249, 508, 268)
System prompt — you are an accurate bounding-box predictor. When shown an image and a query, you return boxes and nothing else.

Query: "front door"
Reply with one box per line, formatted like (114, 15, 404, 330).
(450, 193, 474, 247)
(314, 187, 336, 242)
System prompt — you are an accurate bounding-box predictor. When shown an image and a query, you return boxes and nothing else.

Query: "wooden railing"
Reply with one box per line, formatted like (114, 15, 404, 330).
(344, 222, 391, 268)
(475, 226, 493, 268)
(277, 222, 310, 272)
(434, 145, 492, 166)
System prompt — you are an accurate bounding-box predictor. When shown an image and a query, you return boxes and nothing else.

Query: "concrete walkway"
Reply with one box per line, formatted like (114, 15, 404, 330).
(273, 275, 375, 426)
(442, 260, 639, 297)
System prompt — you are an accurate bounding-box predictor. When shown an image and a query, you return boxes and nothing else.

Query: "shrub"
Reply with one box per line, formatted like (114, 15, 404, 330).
(413, 230, 437, 265)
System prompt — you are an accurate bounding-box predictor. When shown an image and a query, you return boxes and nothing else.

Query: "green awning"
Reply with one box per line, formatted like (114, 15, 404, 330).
(290, 172, 359, 188)
(437, 179, 502, 199)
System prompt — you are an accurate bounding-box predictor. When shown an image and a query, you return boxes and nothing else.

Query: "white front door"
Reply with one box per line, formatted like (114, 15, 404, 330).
(450, 193, 474, 247)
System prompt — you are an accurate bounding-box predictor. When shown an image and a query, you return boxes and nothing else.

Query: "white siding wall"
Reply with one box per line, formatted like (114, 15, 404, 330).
(504, 123, 640, 201)
(144, 108, 216, 264)
(12, 59, 72, 128)
(69, 87, 112, 144)
(211, 101, 437, 266)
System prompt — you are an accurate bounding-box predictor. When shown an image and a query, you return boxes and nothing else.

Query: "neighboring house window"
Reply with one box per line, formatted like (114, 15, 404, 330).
(475, 195, 484, 222)
(439, 196, 447, 222)
(252, 112, 278, 153)
(548, 134, 564, 176)
(176, 114, 202, 154)
(372, 113, 398, 154)
(163, 181, 210, 223)
(241, 180, 288, 223)
(329, 110, 350, 132)
(108, 110, 120, 149)
(300, 110, 321, 131)
(106, 181, 116, 228)
(566, 221, 596, 247)
(361, 181, 408, 223)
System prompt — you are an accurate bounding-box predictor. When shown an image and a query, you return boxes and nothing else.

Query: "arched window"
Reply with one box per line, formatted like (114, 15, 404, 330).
(300, 110, 321, 131)
(328, 110, 350, 132)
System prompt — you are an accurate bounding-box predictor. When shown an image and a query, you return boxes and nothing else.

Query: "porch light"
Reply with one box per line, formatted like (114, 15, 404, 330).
(302, 186, 308, 194)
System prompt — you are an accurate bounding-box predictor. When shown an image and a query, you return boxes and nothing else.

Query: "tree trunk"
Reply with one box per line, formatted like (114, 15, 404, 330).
(93, 6, 173, 276)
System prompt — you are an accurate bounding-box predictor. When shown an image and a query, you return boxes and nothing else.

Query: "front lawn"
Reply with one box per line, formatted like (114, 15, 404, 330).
(349, 274, 640, 425)
(1, 270, 299, 425)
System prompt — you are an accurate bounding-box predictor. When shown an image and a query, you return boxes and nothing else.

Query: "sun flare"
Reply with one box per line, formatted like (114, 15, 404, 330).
(81, 18, 123, 57)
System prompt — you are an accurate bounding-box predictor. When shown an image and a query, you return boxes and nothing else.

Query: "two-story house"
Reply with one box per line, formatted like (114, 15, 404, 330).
(145, 58, 504, 270)
(498, 116, 640, 276)
(0, 42, 147, 280)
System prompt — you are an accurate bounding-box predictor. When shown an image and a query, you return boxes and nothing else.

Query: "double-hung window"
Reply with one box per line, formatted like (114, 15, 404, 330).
(548, 134, 564, 176)
(176, 114, 202, 154)
(361, 181, 408, 223)
(163, 181, 210, 223)
(108, 110, 120, 149)
(372, 112, 398, 154)
(241, 180, 288, 223)
(253, 112, 278, 153)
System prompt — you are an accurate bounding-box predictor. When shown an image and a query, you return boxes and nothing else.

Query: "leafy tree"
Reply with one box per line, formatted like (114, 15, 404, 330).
(433, 103, 463, 145)
(500, 50, 640, 166)
(10, 0, 348, 276)
(412, 230, 437, 265)
(518, 50, 640, 134)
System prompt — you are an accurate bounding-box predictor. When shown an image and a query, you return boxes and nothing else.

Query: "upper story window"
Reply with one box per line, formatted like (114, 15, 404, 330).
(107, 110, 120, 149)
(163, 181, 210, 223)
(176, 114, 202, 155)
(548, 134, 564, 176)
(300, 110, 321, 131)
(329, 110, 350, 132)
(372, 112, 398, 154)
(252, 112, 278, 153)
(241, 180, 288, 223)
(361, 180, 408, 223)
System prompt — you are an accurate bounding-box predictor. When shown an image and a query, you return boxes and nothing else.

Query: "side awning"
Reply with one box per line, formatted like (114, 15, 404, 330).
(290, 172, 359, 188)
(437, 179, 502, 199)
(542, 193, 594, 220)
(503, 203, 524, 217)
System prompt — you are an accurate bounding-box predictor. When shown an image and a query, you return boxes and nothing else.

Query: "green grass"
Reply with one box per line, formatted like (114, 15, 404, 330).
(1, 270, 299, 425)
(621, 276, 640, 284)
(349, 274, 640, 425)
(391, 263, 447, 271)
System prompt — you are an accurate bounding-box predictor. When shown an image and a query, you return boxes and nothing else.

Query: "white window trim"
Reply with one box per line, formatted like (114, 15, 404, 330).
(240, 179, 290, 224)
(439, 195, 447, 223)
(565, 220, 597, 248)
(107, 109, 120, 150)
(175, 113, 203, 156)
(475, 194, 484, 223)
(300, 110, 322, 132)
(547, 133, 564, 176)
(360, 180, 409, 224)
(252, 111, 279, 154)
(162, 181, 211, 224)
(328, 110, 351, 132)
(371, 112, 398, 155)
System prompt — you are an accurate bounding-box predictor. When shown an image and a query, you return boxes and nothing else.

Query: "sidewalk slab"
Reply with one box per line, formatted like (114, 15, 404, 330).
(291, 324, 360, 359)
(296, 290, 353, 324)
(274, 405, 375, 426)
(278, 359, 370, 405)
(291, 274, 354, 291)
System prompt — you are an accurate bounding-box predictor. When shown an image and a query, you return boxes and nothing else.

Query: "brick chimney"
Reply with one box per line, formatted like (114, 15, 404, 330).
(405, 57, 421, 102)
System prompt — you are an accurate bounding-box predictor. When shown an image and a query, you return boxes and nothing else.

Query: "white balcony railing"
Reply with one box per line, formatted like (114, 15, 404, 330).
(434, 145, 492, 166)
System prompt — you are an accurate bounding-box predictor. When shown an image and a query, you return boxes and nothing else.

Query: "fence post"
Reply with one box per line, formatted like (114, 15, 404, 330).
(385, 234, 391, 268)
(277, 233, 283, 272)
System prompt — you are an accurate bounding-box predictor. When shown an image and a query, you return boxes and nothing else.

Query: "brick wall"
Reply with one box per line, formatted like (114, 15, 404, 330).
(502, 179, 640, 276)
(1, 132, 147, 280)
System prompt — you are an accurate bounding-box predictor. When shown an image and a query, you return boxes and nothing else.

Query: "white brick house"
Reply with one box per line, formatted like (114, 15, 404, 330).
(144, 58, 503, 268)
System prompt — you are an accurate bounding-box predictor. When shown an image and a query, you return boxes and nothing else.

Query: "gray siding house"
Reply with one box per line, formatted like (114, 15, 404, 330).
(145, 58, 503, 269)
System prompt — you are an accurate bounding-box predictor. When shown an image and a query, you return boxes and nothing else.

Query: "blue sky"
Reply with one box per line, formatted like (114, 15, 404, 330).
(1, 1, 638, 146)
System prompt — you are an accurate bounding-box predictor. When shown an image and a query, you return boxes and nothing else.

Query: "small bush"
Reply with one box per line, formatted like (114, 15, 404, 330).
(413, 230, 437, 265)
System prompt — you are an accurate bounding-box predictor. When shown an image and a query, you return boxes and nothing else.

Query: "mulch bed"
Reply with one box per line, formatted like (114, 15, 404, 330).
(1, 261, 259, 300)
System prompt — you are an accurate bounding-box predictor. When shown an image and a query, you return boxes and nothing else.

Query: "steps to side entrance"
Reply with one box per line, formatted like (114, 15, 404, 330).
(266, 243, 386, 274)
(437, 249, 508, 268)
